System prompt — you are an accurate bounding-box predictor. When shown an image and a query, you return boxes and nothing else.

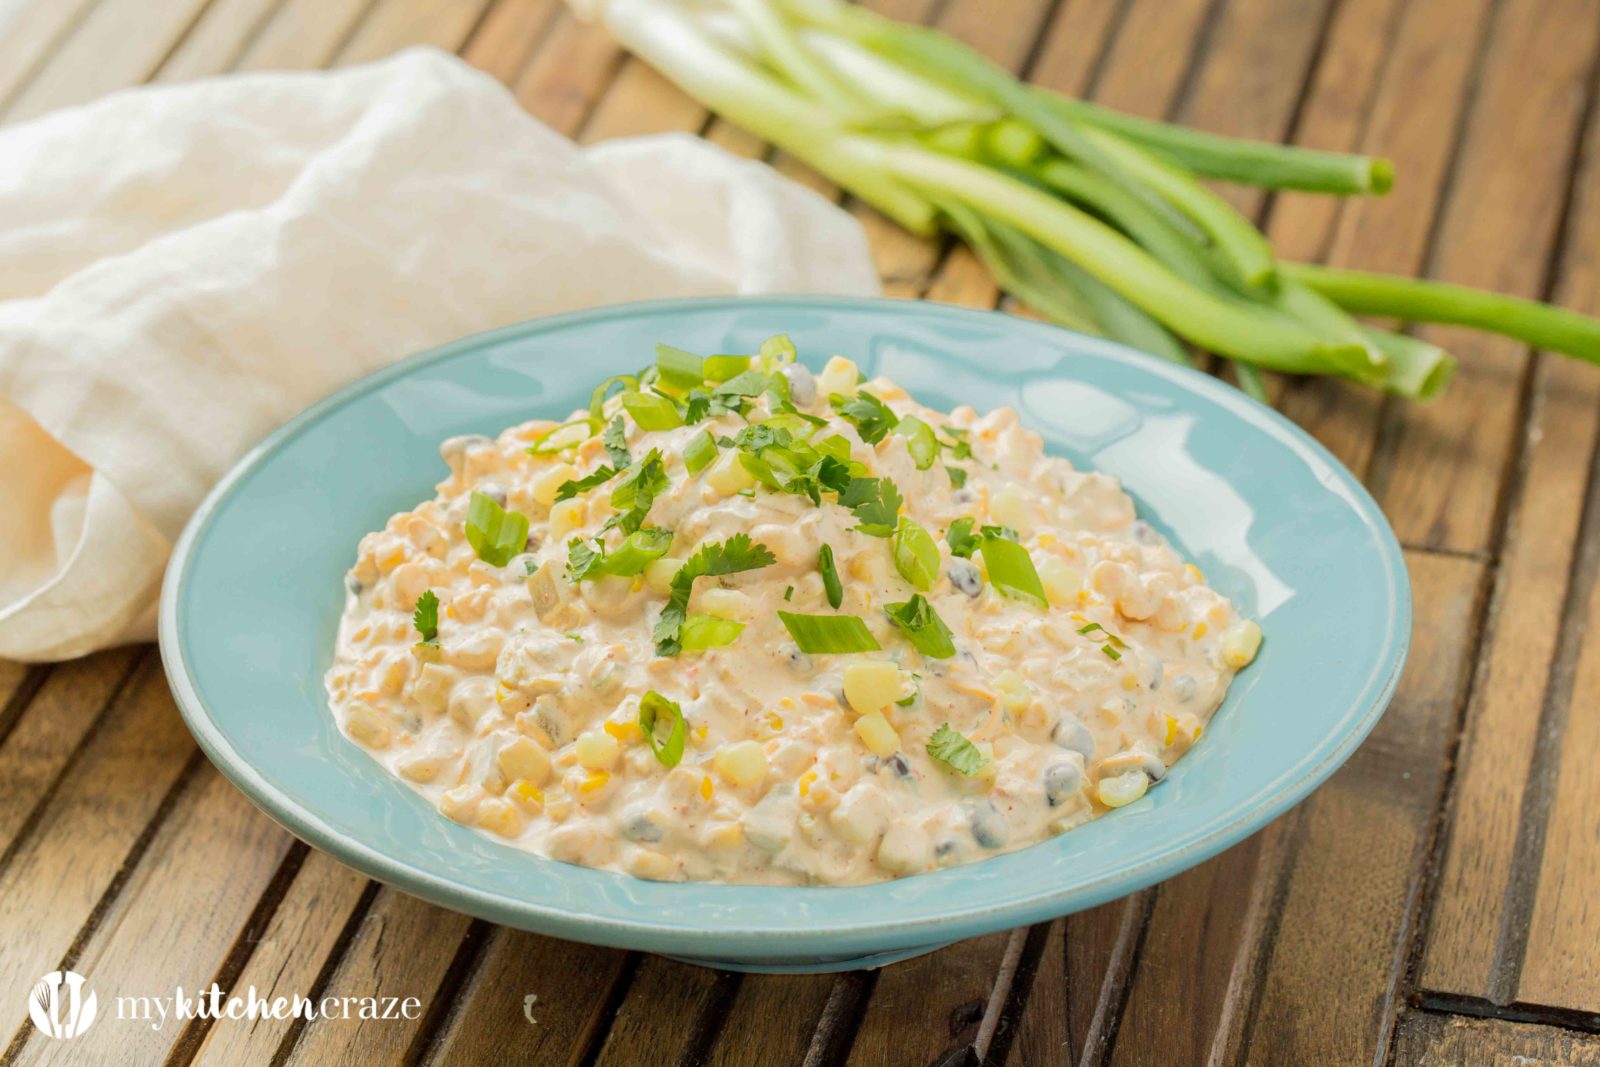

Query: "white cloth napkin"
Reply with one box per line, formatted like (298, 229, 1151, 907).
(0, 47, 879, 662)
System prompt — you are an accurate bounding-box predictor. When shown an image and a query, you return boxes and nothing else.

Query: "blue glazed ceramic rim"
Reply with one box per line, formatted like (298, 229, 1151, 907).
(160, 295, 1410, 965)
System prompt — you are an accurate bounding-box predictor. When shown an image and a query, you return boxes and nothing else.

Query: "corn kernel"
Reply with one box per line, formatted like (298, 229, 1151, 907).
(704, 452, 756, 495)
(1098, 771, 1149, 808)
(1193, 622, 1209, 639)
(989, 487, 1029, 533)
(707, 822, 744, 849)
(645, 556, 683, 595)
(497, 736, 552, 785)
(698, 587, 753, 621)
(575, 770, 611, 796)
(700, 775, 714, 801)
(1221, 620, 1262, 669)
(798, 770, 817, 796)
(344, 704, 391, 748)
(844, 660, 902, 716)
(1039, 557, 1082, 607)
(575, 730, 621, 770)
(713, 741, 768, 787)
(627, 849, 675, 881)
(604, 720, 643, 744)
(993, 669, 1031, 713)
(548, 497, 586, 537)
(817, 355, 860, 397)
(854, 712, 900, 757)
(531, 463, 577, 507)
(1185, 563, 1205, 584)
(439, 785, 480, 824)
(476, 797, 524, 838)
(508, 780, 545, 811)
(377, 547, 407, 574)
(545, 797, 573, 822)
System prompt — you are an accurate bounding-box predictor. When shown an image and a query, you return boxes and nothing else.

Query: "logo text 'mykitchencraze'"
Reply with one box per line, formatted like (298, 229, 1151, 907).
(115, 984, 423, 1030)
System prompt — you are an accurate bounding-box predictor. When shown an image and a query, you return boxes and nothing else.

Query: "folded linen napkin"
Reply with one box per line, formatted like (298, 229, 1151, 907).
(0, 47, 879, 662)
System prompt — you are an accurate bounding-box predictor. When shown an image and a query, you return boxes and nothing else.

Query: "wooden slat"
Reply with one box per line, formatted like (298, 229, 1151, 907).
(1417, 2, 1600, 986)
(234, 0, 374, 71)
(846, 932, 1014, 1066)
(0, 649, 138, 857)
(279, 889, 476, 1065)
(1087, 0, 1213, 118)
(508, 10, 627, 136)
(578, 57, 706, 144)
(707, 973, 838, 1067)
(1107, 553, 1485, 1066)
(1371, 0, 1600, 556)
(0, 664, 196, 1046)
(1392, 1011, 1600, 1065)
(424, 930, 629, 1065)
(591, 958, 737, 1066)
(1, 0, 213, 120)
(19, 767, 294, 1065)
(154, 0, 284, 83)
(190, 849, 372, 1065)
(1476, 95, 1600, 1013)
(0, 0, 100, 110)
(1270, 0, 1494, 475)
(457, 0, 560, 86)
(335, 0, 495, 65)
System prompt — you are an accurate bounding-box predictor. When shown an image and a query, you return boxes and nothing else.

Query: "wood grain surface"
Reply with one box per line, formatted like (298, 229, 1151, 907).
(1, 0, 1597, 1063)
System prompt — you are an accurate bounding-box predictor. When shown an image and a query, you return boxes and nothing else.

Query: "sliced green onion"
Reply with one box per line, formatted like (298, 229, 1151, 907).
(945, 517, 980, 558)
(815, 433, 854, 464)
(760, 334, 798, 364)
(704, 354, 753, 382)
(683, 430, 719, 473)
(927, 723, 988, 777)
(639, 690, 687, 768)
(680, 614, 747, 651)
(885, 594, 955, 658)
(526, 417, 598, 456)
(819, 543, 844, 609)
(979, 533, 1046, 609)
(589, 374, 639, 423)
(777, 610, 882, 654)
(892, 516, 940, 590)
(464, 492, 529, 567)
(896, 415, 939, 469)
(622, 390, 685, 431)
(946, 465, 968, 488)
(601, 527, 674, 577)
(656, 343, 706, 391)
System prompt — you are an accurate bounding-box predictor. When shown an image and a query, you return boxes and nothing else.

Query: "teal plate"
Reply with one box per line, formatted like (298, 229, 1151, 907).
(159, 296, 1410, 973)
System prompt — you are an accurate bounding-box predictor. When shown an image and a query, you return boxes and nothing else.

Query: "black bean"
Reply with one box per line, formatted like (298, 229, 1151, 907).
(783, 646, 814, 674)
(887, 754, 913, 779)
(1044, 763, 1082, 806)
(439, 433, 492, 465)
(478, 483, 508, 507)
(621, 813, 664, 843)
(1131, 520, 1163, 546)
(1052, 717, 1096, 759)
(782, 363, 817, 406)
(345, 574, 364, 597)
(934, 838, 960, 858)
(970, 805, 1008, 849)
(948, 558, 983, 597)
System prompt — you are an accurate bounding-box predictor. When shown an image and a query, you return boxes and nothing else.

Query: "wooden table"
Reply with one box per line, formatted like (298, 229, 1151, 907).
(2, 0, 1598, 1063)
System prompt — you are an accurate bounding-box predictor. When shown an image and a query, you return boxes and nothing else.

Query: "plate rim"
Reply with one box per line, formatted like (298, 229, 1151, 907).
(159, 293, 1411, 958)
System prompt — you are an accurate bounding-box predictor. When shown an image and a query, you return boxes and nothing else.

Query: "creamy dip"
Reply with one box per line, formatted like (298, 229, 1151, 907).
(326, 340, 1261, 885)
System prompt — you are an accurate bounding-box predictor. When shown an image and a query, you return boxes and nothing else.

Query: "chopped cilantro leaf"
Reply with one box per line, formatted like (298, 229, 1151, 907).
(603, 449, 669, 534)
(945, 518, 981, 558)
(602, 417, 631, 467)
(654, 534, 776, 656)
(555, 464, 619, 502)
(839, 476, 902, 537)
(947, 465, 968, 488)
(412, 590, 439, 644)
(830, 390, 899, 445)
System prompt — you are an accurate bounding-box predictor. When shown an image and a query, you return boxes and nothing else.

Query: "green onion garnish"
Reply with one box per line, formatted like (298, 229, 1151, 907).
(945, 517, 981, 558)
(639, 690, 687, 768)
(464, 491, 529, 567)
(603, 449, 669, 534)
(776, 611, 882, 654)
(621, 390, 684, 431)
(683, 430, 719, 474)
(656, 343, 706, 391)
(896, 415, 939, 470)
(927, 724, 989, 777)
(759, 334, 798, 364)
(1077, 621, 1128, 660)
(892, 516, 940, 590)
(979, 533, 1047, 610)
(819, 543, 844, 609)
(525, 416, 597, 456)
(412, 590, 439, 645)
(885, 594, 956, 658)
(947, 466, 969, 488)
(680, 614, 746, 651)
(703, 354, 752, 382)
